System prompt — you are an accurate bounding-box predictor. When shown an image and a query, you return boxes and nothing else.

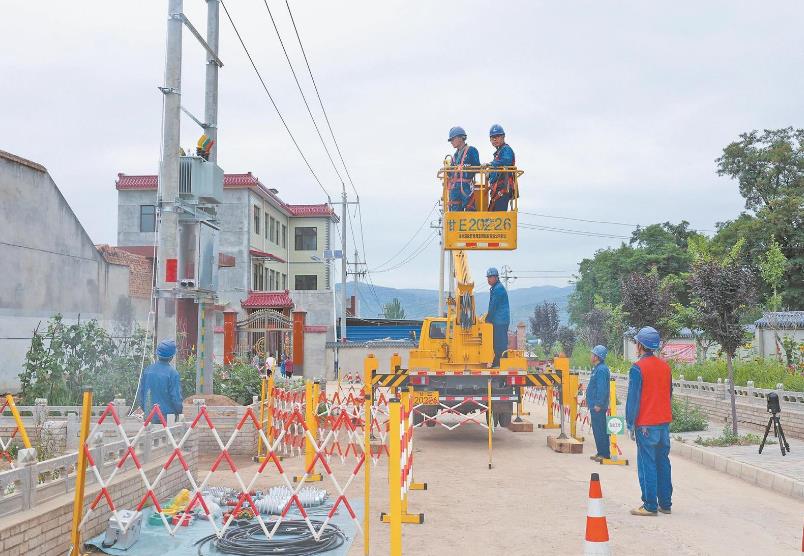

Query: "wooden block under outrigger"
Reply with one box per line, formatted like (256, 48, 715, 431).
(547, 435, 584, 454)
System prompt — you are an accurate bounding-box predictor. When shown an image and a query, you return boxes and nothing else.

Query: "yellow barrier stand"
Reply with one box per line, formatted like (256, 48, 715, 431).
(390, 352, 402, 372)
(267, 374, 274, 445)
(294, 380, 322, 482)
(5, 394, 32, 450)
(487, 379, 493, 469)
(69, 388, 93, 556)
(363, 354, 377, 555)
(387, 399, 403, 556)
(568, 372, 583, 442)
(382, 389, 425, 524)
(538, 385, 560, 429)
(255, 377, 267, 461)
(601, 378, 628, 466)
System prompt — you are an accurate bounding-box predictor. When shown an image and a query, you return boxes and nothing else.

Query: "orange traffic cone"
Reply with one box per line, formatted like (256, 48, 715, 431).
(584, 472, 611, 556)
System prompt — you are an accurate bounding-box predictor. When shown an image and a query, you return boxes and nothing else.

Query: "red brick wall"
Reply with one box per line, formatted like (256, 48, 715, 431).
(96, 245, 153, 299)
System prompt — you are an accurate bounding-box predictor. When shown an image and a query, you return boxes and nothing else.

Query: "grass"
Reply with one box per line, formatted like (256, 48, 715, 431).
(694, 424, 774, 447)
(670, 398, 708, 433)
(670, 358, 804, 391)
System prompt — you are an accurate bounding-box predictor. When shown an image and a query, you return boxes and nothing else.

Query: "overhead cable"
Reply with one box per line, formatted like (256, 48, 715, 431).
(220, 1, 331, 202)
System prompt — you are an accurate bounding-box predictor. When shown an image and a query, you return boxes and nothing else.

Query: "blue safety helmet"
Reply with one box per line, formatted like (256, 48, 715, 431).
(591, 345, 608, 361)
(156, 339, 177, 360)
(448, 126, 467, 141)
(486, 267, 499, 277)
(489, 124, 505, 137)
(634, 327, 661, 351)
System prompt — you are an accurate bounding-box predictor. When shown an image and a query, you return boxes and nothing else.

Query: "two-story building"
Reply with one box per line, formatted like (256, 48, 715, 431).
(115, 171, 338, 373)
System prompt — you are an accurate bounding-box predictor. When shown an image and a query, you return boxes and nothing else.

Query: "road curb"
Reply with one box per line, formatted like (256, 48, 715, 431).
(670, 439, 804, 500)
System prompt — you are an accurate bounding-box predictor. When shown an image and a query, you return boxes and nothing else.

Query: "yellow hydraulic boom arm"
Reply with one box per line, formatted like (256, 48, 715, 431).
(452, 250, 477, 330)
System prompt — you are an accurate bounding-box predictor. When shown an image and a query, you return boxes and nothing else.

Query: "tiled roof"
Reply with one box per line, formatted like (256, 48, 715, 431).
(755, 311, 804, 329)
(249, 248, 287, 264)
(241, 290, 294, 309)
(115, 171, 338, 221)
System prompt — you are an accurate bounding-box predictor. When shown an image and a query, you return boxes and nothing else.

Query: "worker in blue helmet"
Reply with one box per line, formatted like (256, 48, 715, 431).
(484, 267, 510, 367)
(446, 126, 481, 211)
(625, 326, 673, 517)
(586, 345, 611, 462)
(137, 339, 184, 418)
(487, 124, 516, 211)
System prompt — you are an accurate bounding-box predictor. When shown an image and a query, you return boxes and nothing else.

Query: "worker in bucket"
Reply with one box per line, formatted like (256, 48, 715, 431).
(484, 267, 510, 367)
(137, 339, 184, 418)
(447, 126, 480, 211)
(487, 124, 515, 211)
(586, 345, 611, 462)
(625, 326, 673, 517)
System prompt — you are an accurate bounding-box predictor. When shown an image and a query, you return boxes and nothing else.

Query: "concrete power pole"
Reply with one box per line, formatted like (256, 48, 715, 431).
(500, 264, 515, 289)
(340, 191, 348, 341)
(432, 207, 445, 316)
(156, 0, 183, 343)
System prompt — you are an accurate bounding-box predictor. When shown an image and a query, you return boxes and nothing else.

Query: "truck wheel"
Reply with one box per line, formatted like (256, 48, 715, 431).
(495, 411, 512, 428)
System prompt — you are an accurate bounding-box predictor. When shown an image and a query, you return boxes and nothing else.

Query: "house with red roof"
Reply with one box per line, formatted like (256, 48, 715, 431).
(115, 170, 338, 365)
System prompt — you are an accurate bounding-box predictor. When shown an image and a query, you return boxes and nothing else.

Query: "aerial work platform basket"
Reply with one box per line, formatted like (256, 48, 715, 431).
(438, 160, 523, 250)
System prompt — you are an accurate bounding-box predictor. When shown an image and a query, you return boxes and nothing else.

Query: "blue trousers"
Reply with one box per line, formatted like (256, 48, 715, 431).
(635, 424, 672, 512)
(492, 325, 508, 367)
(590, 411, 610, 459)
(449, 182, 475, 211)
(490, 191, 511, 211)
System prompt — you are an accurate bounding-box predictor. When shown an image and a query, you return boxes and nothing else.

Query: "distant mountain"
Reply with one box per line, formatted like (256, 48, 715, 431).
(336, 283, 574, 326)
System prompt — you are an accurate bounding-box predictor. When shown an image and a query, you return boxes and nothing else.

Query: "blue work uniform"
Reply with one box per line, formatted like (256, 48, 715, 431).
(486, 281, 510, 367)
(448, 145, 480, 211)
(585, 362, 611, 459)
(137, 360, 184, 417)
(488, 143, 515, 211)
(626, 352, 673, 513)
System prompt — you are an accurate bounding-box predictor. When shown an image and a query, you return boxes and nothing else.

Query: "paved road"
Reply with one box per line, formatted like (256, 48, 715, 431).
(356, 401, 803, 555)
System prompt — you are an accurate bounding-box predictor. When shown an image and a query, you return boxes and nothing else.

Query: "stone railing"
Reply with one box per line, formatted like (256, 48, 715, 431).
(0, 421, 189, 518)
(576, 369, 804, 412)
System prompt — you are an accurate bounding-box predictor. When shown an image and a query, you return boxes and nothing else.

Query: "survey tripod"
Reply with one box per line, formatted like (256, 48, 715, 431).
(758, 410, 790, 456)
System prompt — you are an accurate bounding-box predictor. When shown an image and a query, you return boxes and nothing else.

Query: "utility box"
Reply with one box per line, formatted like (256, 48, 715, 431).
(179, 156, 224, 204)
(102, 509, 142, 550)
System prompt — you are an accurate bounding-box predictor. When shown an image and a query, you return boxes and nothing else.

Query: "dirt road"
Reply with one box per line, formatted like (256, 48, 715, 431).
(207, 398, 802, 555)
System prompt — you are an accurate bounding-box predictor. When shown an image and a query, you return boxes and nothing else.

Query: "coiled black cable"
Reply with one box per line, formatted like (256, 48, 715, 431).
(195, 519, 346, 555)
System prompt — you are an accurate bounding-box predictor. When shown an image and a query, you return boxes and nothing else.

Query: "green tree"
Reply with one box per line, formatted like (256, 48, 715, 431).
(556, 326, 576, 357)
(383, 298, 406, 319)
(716, 128, 804, 307)
(620, 270, 677, 342)
(759, 238, 788, 312)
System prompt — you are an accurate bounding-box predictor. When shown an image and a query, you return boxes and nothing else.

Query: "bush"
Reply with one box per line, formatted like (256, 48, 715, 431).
(570, 340, 632, 375)
(694, 424, 771, 447)
(670, 398, 708, 433)
(669, 358, 804, 391)
(19, 315, 151, 405)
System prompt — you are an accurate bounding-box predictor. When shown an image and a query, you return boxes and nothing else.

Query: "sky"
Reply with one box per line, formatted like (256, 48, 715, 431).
(3, 1, 803, 292)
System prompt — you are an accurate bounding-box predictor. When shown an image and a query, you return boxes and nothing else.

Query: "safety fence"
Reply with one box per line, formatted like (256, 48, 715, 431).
(69, 386, 370, 556)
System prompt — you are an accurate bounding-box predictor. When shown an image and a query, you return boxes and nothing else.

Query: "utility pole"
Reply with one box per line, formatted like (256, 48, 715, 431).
(500, 264, 515, 289)
(347, 248, 367, 318)
(156, 0, 183, 344)
(155, 0, 223, 394)
(340, 191, 348, 341)
(431, 207, 445, 316)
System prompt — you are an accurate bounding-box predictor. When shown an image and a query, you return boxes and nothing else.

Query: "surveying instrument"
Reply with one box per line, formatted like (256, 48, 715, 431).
(758, 392, 790, 456)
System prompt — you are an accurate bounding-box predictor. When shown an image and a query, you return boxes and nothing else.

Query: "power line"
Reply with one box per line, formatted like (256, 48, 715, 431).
(518, 221, 631, 239)
(260, 0, 345, 187)
(220, 1, 331, 202)
(369, 231, 437, 273)
(519, 210, 640, 227)
(371, 201, 439, 271)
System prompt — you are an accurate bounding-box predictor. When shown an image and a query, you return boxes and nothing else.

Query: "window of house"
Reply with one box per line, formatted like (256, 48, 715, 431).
(270, 217, 275, 243)
(294, 227, 317, 251)
(253, 264, 264, 290)
(269, 270, 275, 290)
(140, 205, 156, 232)
(282, 273, 287, 290)
(253, 206, 261, 236)
(295, 275, 317, 290)
(281, 225, 287, 248)
(265, 214, 269, 238)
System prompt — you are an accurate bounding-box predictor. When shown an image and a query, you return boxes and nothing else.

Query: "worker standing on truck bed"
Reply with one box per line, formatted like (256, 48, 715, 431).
(447, 126, 480, 211)
(586, 345, 611, 462)
(484, 267, 510, 367)
(487, 124, 515, 211)
(626, 326, 673, 517)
